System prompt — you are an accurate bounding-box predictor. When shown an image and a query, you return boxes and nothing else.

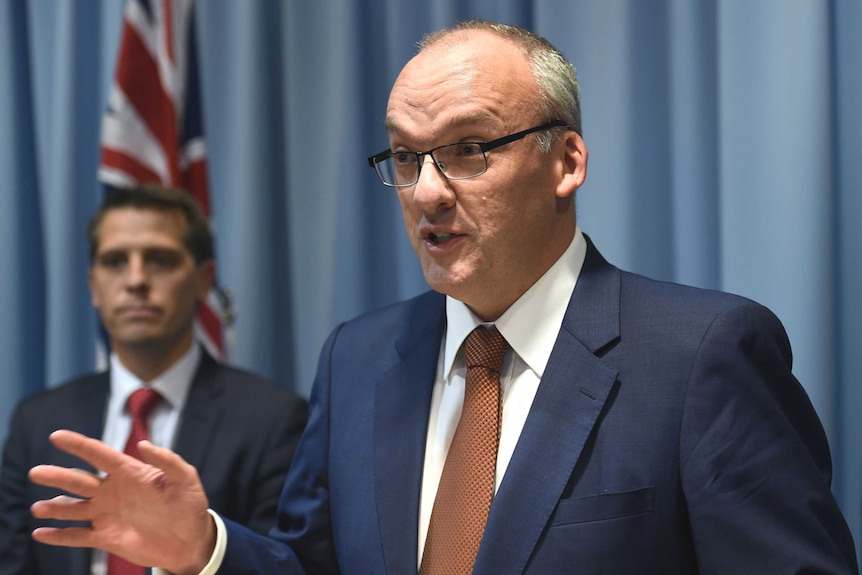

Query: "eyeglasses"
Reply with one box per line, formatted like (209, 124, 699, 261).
(367, 120, 569, 188)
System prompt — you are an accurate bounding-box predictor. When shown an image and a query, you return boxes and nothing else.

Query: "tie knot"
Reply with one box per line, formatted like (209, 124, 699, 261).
(126, 388, 163, 421)
(464, 326, 510, 372)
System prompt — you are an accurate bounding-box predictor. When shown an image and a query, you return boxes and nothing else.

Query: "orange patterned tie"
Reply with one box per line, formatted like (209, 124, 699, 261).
(420, 326, 510, 575)
(107, 388, 163, 575)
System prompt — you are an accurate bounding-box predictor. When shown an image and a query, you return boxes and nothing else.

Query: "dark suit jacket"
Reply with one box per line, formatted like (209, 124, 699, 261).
(0, 350, 308, 575)
(219, 238, 857, 574)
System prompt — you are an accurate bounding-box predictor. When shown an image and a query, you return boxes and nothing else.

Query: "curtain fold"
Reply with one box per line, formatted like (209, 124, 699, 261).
(0, 0, 45, 438)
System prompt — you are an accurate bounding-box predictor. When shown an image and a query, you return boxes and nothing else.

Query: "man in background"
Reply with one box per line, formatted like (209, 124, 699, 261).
(0, 185, 308, 574)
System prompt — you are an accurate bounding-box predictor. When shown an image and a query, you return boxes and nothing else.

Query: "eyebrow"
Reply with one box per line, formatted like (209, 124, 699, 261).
(96, 245, 185, 257)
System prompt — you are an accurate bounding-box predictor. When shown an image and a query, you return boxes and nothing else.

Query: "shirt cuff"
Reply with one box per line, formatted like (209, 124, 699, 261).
(152, 509, 226, 575)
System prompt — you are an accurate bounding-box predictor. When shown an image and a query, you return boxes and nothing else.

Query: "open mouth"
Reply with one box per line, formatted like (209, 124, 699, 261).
(428, 232, 455, 244)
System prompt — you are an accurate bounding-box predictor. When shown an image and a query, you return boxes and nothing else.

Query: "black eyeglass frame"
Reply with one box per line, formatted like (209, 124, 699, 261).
(366, 119, 570, 187)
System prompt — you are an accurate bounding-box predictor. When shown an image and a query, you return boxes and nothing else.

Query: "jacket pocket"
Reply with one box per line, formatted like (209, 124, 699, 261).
(549, 486, 655, 526)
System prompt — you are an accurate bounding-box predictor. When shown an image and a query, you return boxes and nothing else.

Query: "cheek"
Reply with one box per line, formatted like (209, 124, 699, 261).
(162, 276, 198, 308)
(397, 193, 421, 238)
(469, 193, 511, 235)
(477, 189, 549, 257)
(397, 188, 414, 214)
(89, 279, 114, 307)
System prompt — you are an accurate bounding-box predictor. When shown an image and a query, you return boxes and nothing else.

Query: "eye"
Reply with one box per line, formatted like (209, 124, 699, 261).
(392, 152, 417, 165)
(98, 252, 127, 270)
(455, 143, 481, 157)
(145, 250, 182, 270)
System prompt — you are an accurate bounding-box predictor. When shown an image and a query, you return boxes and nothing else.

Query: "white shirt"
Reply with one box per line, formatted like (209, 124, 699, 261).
(417, 228, 586, 566)
(190, 229, 587, 575)
(93, 343, 201, 575)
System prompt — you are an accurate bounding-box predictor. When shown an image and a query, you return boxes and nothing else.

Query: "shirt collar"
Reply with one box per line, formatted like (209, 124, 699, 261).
(109, 343, 202, 411)
(443, 227, 587, 379)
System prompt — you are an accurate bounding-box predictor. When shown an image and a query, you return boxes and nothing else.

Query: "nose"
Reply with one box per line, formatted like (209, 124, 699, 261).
(125, 254, 148, 291)
(411, 154, 455, 212)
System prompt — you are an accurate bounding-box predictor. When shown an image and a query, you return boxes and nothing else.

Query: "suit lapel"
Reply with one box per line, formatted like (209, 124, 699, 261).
(475, 238, 622, 575)
(172, 352, 224, 469)
(374, 293, 445, 575)
(72, 373, 111, 441)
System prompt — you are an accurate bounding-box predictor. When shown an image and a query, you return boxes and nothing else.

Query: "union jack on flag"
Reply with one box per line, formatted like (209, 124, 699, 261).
(98, 0, 231, 360)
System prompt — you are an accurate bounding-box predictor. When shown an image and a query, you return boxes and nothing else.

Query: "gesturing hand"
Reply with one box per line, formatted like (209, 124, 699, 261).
(29, 430, 216, 575)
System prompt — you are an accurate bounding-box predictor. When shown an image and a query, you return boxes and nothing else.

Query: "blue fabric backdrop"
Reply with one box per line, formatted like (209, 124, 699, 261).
(1, 0, 860, 563)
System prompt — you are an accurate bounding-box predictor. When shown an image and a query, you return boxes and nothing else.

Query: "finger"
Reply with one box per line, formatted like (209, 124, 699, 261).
(31, 495, 93, 522)
(32, 526, 98, 549)
(139, 441, 198, 480)
(47, 430, 130, 474)
(29, 465, 102, 498)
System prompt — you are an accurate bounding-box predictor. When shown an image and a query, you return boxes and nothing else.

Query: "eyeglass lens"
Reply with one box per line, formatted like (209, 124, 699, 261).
(376, 142, 487, 186)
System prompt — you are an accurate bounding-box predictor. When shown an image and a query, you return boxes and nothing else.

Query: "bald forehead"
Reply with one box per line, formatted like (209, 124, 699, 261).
(386, 31, 537, 133)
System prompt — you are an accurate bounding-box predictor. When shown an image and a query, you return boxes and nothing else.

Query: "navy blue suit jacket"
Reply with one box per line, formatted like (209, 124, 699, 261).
(0, 350, 308, 575)
(221, 238, 857, 574)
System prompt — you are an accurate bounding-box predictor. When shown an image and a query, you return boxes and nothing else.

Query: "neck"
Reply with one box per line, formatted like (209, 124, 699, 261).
(113, 337, 194, 382)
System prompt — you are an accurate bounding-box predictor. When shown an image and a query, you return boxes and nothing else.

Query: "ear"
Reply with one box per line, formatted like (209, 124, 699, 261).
(555, 130, 588, 199)
(196, 260, 216, 300)
(88, 268, 99, 308)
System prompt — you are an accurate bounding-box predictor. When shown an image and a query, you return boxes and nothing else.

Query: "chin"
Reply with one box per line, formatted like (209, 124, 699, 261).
(422, 257, 481, 291)
(114, 331, 165, 348)
(423, 274, 470, 301)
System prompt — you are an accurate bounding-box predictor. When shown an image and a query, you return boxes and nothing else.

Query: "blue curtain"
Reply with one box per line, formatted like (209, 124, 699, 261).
(1, 0, 860, 562)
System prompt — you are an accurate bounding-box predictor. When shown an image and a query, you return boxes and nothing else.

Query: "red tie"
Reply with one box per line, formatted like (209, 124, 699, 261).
(420, 326, 510, 575)
(107, 388, 163, 575)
